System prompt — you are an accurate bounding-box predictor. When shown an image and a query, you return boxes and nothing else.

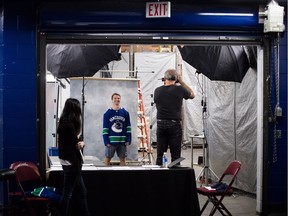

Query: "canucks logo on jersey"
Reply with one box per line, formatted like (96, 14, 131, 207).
(112, 120, 123, 133)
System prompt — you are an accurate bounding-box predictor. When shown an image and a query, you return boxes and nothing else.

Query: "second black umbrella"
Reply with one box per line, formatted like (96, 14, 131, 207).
(178, 45, 250, 82)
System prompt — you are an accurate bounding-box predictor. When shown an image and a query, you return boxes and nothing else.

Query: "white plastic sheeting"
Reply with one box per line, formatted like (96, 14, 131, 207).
(108, 51, 257, 193)
(205, 68, 257, 193)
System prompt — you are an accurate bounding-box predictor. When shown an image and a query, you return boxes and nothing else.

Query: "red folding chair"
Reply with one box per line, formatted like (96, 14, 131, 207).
(9, 161, 60, 216)
(197, 160, 241, 216)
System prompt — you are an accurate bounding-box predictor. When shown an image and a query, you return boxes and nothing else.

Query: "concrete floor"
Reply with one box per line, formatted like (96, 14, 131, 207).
(138, 146, 258, 216)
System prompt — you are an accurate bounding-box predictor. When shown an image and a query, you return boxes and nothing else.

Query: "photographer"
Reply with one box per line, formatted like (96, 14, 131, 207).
(154, 69, 195, 166)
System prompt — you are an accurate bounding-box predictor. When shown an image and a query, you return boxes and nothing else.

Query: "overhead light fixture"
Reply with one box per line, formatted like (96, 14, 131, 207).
(198, 13, 254, 17)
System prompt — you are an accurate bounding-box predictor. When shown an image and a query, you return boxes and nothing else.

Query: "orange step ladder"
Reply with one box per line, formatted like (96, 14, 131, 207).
(137, 80, 154, 164)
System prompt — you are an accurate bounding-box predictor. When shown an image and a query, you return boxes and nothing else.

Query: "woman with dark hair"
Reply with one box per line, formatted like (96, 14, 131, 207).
(57, 98, 90, 216)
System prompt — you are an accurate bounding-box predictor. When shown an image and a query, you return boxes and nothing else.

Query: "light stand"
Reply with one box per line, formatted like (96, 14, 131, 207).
(196, 95, 219, 186)
(80, 77, 87, 142)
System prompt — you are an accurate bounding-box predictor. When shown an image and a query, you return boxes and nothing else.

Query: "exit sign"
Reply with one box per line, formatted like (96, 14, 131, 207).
(146, 1, 171, 18)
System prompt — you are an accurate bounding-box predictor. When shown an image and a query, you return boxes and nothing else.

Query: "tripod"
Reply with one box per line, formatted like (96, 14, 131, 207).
(79, 77, 87, 141)
(196, 96, 219, 186)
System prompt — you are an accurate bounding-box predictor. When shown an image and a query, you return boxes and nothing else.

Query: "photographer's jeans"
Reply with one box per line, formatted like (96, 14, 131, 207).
(156, 119, 182, 165)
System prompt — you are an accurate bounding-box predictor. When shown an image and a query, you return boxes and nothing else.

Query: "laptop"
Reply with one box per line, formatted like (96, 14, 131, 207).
(168, 157, 185, 168)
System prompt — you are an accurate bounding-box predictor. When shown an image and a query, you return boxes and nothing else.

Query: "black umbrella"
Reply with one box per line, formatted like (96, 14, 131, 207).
(47, 44, 120, 141)
(178, 45, 250, 82)
(47, 44, 121, 78)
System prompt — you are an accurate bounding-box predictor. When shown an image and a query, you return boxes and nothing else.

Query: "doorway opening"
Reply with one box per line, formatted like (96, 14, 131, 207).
(39, 35, 263, 212)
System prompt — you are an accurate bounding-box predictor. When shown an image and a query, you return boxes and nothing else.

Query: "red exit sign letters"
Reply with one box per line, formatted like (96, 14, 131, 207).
(146, 1, 171, 18)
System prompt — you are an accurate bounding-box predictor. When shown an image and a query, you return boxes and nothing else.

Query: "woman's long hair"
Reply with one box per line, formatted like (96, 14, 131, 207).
(59, 98, 82, 135)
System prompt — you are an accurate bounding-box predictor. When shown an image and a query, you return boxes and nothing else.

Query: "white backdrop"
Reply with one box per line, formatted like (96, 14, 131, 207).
(70, 78, 139, 161)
